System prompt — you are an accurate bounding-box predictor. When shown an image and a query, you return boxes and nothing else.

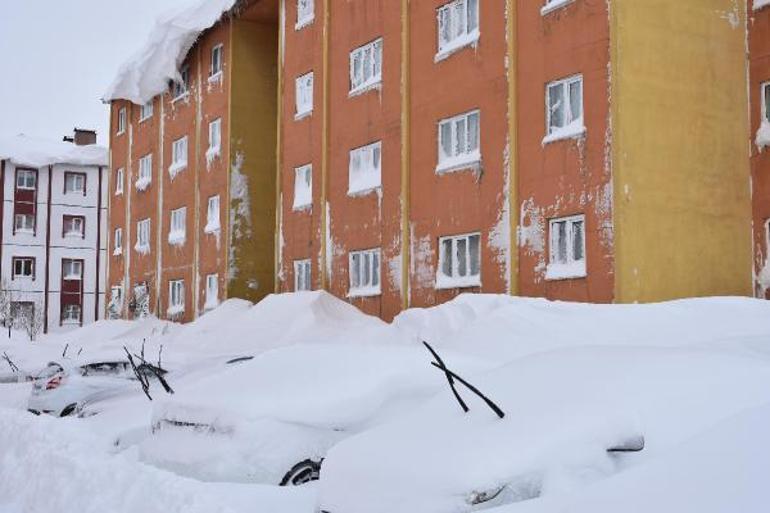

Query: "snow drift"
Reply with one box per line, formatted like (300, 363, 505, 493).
(0, 134, 107, 168)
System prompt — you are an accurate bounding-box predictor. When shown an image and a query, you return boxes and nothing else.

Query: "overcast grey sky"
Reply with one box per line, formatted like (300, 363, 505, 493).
(0, 0, 195, 146)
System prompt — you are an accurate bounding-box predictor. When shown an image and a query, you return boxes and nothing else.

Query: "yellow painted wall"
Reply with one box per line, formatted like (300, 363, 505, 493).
(228, 18, 278, 302)
(610, 0, 753, 302)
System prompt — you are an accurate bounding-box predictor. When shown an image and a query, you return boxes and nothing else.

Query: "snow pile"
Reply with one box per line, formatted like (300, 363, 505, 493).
(103, 0, 236, 104)
(758, 258, 770, 296)
(0, 134, 107, 168)
(756, 120, 770, 151)
(754, 0, 770, 10)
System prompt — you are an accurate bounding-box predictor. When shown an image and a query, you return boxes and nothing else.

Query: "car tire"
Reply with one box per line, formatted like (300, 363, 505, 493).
(279, 459, 322, 486)
(60, 403, 78, 418)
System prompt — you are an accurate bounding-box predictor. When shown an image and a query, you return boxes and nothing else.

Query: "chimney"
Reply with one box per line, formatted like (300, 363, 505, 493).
(64, 128, 97, 146)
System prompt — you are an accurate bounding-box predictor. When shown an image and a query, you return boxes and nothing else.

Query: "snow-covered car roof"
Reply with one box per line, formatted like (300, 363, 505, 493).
(0, 134, 107, 168)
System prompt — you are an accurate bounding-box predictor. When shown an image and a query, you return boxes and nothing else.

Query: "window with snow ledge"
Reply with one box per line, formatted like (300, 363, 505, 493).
(110, 286, 123, 311)
(172, 64, 190, 102)
(205, 195, 220, 233)
(205, 274, 219, 310)
(544, 74, 585, 145)
(135, 218, 151, 254)
(293, 164, 313, 210)
(349, 248, 381, 297)
(541, 0, 576, 16)
(294, 259, 312, 291)
(169, 136, 188, 178)
(115, 167, 124, 195)
(546, 214, 586, 280)
(437, 109, 480, 174)
(349, 39, 382, 97)
(64, 172, 86, 195)
(62, 259, 83, 281)
(117, 107, 126, 135)
(207, 118, 222, 162)
(296, 0, 315, 30)
(168, 279, 185, 317)
(209, 44, 224, 81)
(62, 304, 82, 326)
(757, 81, 770, 151)
(168, 207, 187, 246)
(139, 100, 153, 122)
(348, 141, 381, 195)
(754, 0, 770, 11)
(436, 232, 481, 289)
(14, 214, 35, 234)
(435, 0, 480, 62)
(113, 228, 123, 256)
(136, 154, 152, 191)
(63, 215, 85, 238)
(295, 72, 314, 120)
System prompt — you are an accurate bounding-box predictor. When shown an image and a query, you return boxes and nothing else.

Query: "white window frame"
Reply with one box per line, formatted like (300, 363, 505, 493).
(169, 136, 188, 177)
(114, 227, 123, 255)
(546, 214, 587, 281)
(761, 81, 770, 123)
(349, 38, 383, 96)
(172, 65, 190, 101)
(12, 258, 34, 279)
(136, 154, 152, 191)
(64, 173, 86, 195)
(207, 118, 222, 160)
(117, 107, 126, 135)
(293, 164, 313, 210)
(296, 0, 315, 29)
(436, 232, 481, 289)
(210, 44, 224, 79)
(62, 259, 83, 281)
(168, 279, 185, 316)
(295, 71, 314, 119)
(544, 74, 585, 144)
(62, 304, 81, 325)
(135, 218, 151, 254)
(115, 167, 124, 195)
(16, 169, 36, 190)
(205, 195, 221, 233)
(294, 259, 312, 291)
(63, 216, 84, 238)
(168, 207, 187, 246)
(348, 141, 382, 195)
(348, 248, 381, 297)
(139, 100, 153, 121)
(437, 109, 481, 173)
(14, 214, 35, 233)
(436, 0, 480, 62)
(205, 274, 219, 310)
(110, 286, 123, 309)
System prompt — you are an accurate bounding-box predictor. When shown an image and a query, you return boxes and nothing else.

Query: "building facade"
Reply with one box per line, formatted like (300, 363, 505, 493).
(0, 131, 108, 332)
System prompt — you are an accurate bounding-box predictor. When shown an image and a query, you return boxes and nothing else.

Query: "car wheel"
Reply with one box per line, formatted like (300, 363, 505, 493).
(280, 459, 322, 486)
(60, 403, 78, 417)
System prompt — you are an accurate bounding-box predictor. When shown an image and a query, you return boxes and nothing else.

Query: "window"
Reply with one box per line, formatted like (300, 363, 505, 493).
(168, 279, 185, 315)
(117, 107, 126, 135)
(205, 195, 220, 233)
(547, 214, 586, 280)
(295, 72, 314, 118)
(62, 304, 81, 325)
(12, 257, 34, 280)
(293, 164, 312, 210)
(210, 44, 224, 77)
(62, 259, 83, 280)
(14, 214, 35, 233)
(64, 172, 86, 195)
(63, 215, 85, 238)
(170, 136, 188, 177)
(169, 207, 187, 245)
(294, 259, 312, 291)
(139, 100, 153, 121)
(437, 109, 480, 173)
(10, 302, 34, 324)
(135, 218, 151, 253)
(115, 167, 124, 195)
(437, 232, 481, 289)
(763, 82, 770, 123)
(110, 286, 123, 308)
(172, 65, 190, 100)
(349, 39, 382, 95)
(205, 274, 219, 309)
(207, 118, 222, 159)
(114, 227, 123, 255)
(137, 154, 152, 190)
(297, 0, 314, 28)
(542, 0, 574, 15)
(349, 249, 381, 297)
(16, 169, 36, 190)
(348, 141, 381, 195)
(544, 75, 584, 144)
(436, 0, 480, 59)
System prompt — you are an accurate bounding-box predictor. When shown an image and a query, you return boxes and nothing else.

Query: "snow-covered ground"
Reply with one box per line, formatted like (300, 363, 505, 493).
(1, 292, 769, 513)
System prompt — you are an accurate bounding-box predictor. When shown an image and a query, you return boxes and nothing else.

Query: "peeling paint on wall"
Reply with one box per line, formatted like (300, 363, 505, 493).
(228, 151, 252, 280)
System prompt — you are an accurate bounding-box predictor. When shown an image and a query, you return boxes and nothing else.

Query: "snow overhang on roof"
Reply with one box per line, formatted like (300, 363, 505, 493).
(103, 0, 238, 105)
(0, 135, 108, 168)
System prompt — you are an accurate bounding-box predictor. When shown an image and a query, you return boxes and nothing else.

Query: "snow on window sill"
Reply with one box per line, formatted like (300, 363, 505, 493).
(168, 161, 187, 179)
(349, 79, 382, 99)
(168, 232, 186, 246)
(64, 232, 84, 239)
(116, 130, 125, 137)
(754, 0, 770, 10)
(545, 261, 586, 281)
(204, 222, 221, 234)
(15, 229, 34, 235)
(295, 15, 315, 30)
(435, 151, 482, 175)
(204, 299, 220, 311)
(139, 114, 152, 124)
(435, 274, 481, 290)
(113, 248, 123, 256)
(435, 30, 480, 63)
(167, 305, 185, 317)
(13, 275, 32, 281)
(347, 182, 381, 197)
(756, 120, 770, 151)
(206, 147, 221, 165)
(62, 319, 81, 326)
(542, 121, 586, 145)
(208, 71, 223, 84)
(63, 275, 82, 281)
(134, 244, 150, 255)
(292, 198, 312, 211)
(115, 190, 123, 196)
(135, 177, 151, 191)
(541, 0, 576, 16)
(347, 286, 381, 298)
(294, 109, 312, 121)
(172, 92, 190, 104)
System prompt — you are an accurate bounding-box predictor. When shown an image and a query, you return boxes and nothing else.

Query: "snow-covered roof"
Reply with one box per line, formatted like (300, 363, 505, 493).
(103, 0, 237, 105)
(0, 134, 108, 169)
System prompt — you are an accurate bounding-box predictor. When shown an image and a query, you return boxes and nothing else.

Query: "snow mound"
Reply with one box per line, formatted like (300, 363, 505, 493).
(103, 0, 236, 104)
(0, 134, 107, 168)
(756, 120, 770, 151)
